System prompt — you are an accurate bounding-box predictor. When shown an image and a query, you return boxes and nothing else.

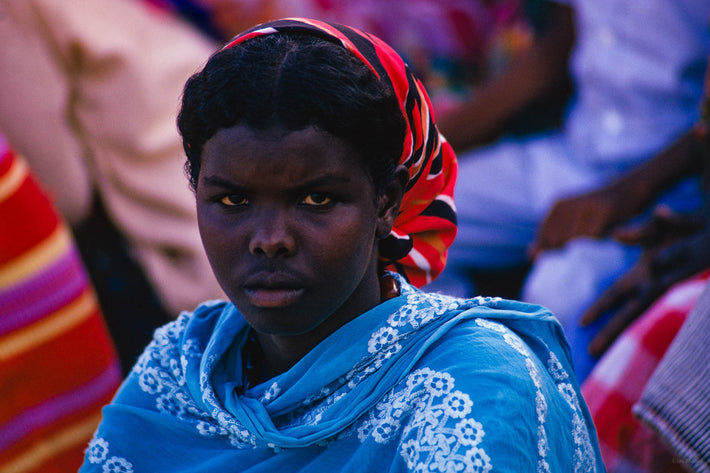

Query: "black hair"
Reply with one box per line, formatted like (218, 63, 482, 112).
(177, 32, 406, 193)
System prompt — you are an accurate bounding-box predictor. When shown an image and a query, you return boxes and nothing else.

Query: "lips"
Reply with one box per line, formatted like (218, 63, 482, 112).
(242, 273, 306, 308)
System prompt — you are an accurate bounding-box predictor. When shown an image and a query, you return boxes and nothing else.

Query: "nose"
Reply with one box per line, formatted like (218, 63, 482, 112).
(248, 208, 296, 258)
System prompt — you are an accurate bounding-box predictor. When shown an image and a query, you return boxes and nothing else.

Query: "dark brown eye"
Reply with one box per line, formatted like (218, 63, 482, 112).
(220, 194, 248, 206)
(302, 193, 332, 206)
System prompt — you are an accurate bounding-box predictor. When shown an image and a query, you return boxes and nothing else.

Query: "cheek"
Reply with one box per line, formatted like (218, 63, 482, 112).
(197, 211, 242, 274)
(312, 212, 378, 270)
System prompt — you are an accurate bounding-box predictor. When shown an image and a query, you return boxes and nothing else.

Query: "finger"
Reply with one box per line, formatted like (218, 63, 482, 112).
(580, 280, 633, 326)
(612, 223, 647, 245)
(587, 297, 650, 357)
(612, 212, 669, 246)
(527, 241, 541, 260)
(530, 227, 560, 256)
(652, 205, 704, 230)
(651, 244, 689, 274)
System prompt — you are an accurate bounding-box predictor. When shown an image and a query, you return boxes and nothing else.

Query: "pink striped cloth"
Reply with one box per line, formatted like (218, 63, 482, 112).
(0, 134, 121, 473)
(634, 276, 710, 473)
(582, 269, 710, 472)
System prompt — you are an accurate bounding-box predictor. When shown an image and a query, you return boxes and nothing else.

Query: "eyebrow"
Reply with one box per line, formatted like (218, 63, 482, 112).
(199, 173, 354, 190)
(200, 175, 238, 188)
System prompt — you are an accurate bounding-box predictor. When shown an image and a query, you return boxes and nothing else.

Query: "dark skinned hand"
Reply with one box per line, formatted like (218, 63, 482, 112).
(528, 185, 630, 259)
(579, 204, 710, 357)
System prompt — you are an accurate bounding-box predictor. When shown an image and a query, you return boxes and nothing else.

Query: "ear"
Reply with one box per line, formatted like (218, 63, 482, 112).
(375, 165, 409, 239)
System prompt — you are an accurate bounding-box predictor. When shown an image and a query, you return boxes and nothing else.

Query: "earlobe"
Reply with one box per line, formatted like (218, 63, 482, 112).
(375, 165, 409, 239)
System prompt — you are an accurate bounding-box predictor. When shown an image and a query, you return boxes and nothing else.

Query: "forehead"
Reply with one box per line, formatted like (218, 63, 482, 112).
(199, 125, 369, 182)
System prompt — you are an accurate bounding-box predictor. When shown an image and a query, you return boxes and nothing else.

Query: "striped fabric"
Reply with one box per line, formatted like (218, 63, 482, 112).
(222, 18, 458, 288)
(0, 137, 121, 473)
(581, 270, 710, 472)
(634, 276, 710, 473)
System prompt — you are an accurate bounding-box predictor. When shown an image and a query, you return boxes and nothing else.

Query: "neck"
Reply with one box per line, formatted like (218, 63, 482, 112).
(253, 273, 400, 379)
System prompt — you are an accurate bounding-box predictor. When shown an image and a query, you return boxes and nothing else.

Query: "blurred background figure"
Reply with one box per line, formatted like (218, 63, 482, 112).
(426, 0, 710, 382)
(580, 70, 710, 471)
(0, 136, 121, 473)
(161, 0, 546, 118)
(0, 0, 224, 371)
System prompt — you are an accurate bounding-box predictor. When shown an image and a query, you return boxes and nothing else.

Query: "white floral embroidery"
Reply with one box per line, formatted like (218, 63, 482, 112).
(455, 419, 484, 446)
(547, 352, 568, 382)
(137, 367, 162, 395)
(504, 332, 530, 357)
(547, 356, 596, 472)
(425, 371, 454, 395)
(132, 316, 257, 449)
(479, 320, 596, 472)
(117, 280, 598, 472)
(259, 382, 281, 403)
(219, 412, 256, 447)
(86, 437, 109, 464)
(86, 437, 133, 473)
(197, 421, 228, 437)
(473, 318, 507, 333)
(471, 295, 502, 305)
(496, 325, 551, 473)
(572, 413, 597, 473)
(156, 392, 185, 417)
(356, 368, 492, 473)
(374, 343, 402, 365)
(443, 391, 473, 418)
(527, 358, 543, 389)
(537, 424, 549, 457)
(558, 383, 579, 410)
(388, 305, 417, 327)
(535, 390, 548, 424)
(467, 448, 493, 473)
(368, 326, 400, 353)
(406, 367, 434, 389)
(103, 456, 133, 473)
(182, 338, 202, 357)
(372, 416, 401, 443)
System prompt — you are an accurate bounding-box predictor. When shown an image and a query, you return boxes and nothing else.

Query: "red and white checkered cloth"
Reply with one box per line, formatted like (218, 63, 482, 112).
(581, 269, 710, 472)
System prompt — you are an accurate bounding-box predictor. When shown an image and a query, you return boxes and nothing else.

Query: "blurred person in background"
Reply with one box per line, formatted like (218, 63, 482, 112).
(580, 63, 710, 470)
(426, 0, 710, 383)
(0, 0, 224, 371)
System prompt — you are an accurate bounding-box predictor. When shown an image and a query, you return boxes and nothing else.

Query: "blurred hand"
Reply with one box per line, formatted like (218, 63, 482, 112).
(529, 186, 628, 259)
(580, 205, 710, 356)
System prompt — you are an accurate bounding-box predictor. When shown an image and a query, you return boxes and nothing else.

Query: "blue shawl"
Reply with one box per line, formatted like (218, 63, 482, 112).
(80, 274, 604, 472)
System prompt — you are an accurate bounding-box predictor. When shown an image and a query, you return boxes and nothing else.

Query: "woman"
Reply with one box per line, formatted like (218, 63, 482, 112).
(80, 19, 603, 472)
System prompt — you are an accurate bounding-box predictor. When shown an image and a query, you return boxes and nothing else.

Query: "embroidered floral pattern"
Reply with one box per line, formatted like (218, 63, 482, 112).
(86, 437, 133, 473)
(86, 437, 109, 464)
(474, 318, 597, 472)
(131, 314, 257, 448)
(103, 280, 599, 471)
(355, 367, 492, 473)
(103, 457, 134, 473)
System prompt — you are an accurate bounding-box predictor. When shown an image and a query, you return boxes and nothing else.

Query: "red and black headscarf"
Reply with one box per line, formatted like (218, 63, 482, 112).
(223, 18, 458, 287)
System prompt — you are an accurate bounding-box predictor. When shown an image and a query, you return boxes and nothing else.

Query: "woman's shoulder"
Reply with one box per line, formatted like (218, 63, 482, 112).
(384, 292, 602, 471)
(414, 291, 574, 387)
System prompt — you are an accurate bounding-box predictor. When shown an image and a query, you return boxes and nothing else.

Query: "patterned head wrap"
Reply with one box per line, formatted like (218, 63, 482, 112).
(222, 18, 458, 287)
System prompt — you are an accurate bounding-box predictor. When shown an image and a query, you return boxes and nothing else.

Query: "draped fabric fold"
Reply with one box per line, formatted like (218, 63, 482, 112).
(81, 274, 604, 472)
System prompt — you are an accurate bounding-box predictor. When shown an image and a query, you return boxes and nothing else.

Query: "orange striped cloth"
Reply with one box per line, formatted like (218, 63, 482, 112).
(0, 137, 121, 473)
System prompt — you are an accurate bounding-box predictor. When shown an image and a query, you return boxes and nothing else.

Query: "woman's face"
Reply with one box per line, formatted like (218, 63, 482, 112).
(196, 125, 399, 342)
